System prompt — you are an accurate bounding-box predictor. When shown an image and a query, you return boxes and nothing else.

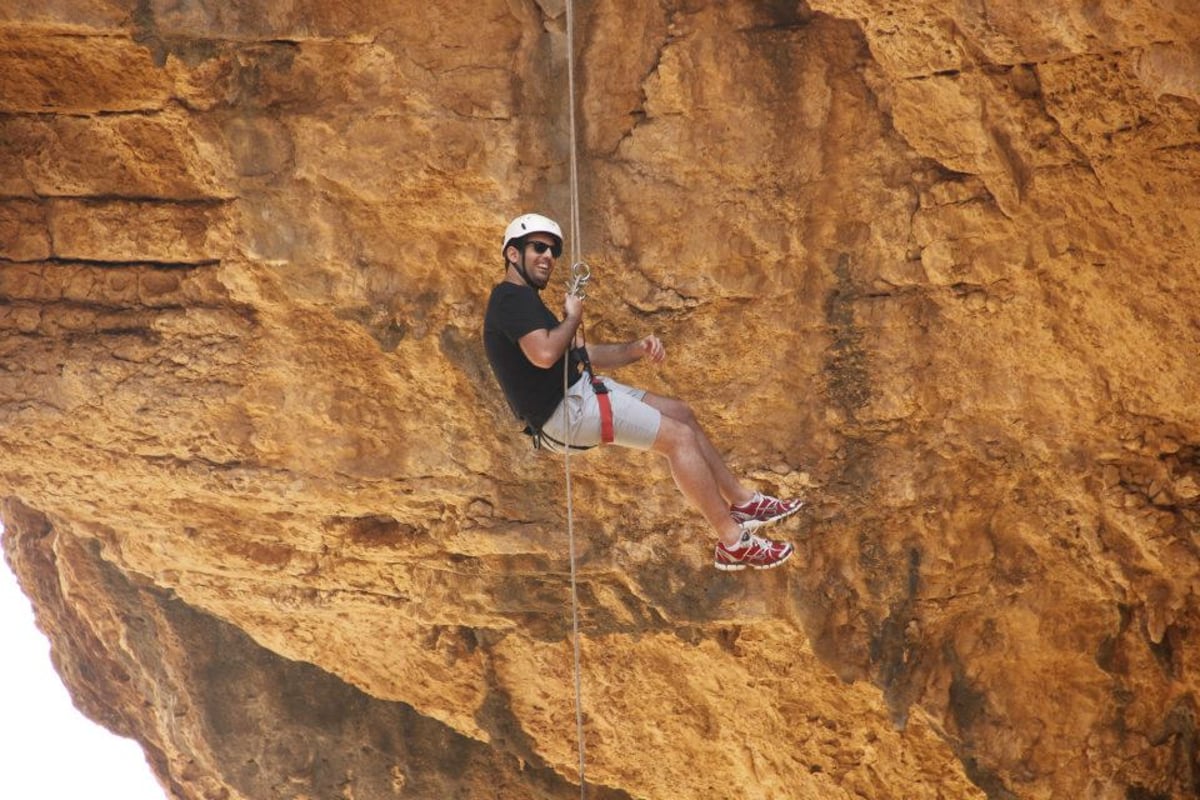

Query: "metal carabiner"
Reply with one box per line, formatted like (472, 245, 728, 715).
(567, 261, 591, 299)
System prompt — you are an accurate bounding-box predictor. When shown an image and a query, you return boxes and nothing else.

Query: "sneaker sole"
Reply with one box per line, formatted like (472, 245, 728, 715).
(733, 502, 805, 532)
(714, 546, 794, 572)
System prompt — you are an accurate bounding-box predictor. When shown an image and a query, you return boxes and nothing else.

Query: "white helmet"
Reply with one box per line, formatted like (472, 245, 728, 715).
(502, 213, 563, 257)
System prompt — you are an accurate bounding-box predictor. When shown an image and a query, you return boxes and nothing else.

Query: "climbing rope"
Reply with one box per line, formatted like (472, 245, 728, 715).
(562, 0, 588, 796)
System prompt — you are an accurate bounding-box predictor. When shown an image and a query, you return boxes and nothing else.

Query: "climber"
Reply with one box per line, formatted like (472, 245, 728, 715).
(482, 213, 802, 571)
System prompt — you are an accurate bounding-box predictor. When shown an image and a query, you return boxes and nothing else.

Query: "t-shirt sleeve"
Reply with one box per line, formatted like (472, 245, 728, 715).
(494, 287, 553, 342)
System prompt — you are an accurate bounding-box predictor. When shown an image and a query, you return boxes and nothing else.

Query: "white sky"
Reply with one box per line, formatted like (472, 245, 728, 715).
(0, 530, 167, 800)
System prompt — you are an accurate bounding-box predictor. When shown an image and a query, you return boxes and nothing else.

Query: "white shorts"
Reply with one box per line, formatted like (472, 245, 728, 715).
(540, 374, 661, 452)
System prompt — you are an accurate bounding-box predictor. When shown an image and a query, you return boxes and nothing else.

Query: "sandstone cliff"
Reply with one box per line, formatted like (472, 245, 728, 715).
(2, 1, 1199, 798)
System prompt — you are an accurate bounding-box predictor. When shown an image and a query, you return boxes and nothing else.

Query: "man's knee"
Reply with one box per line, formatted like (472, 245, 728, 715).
(659, 396, 697, 427)
(652, 414, 699, 456)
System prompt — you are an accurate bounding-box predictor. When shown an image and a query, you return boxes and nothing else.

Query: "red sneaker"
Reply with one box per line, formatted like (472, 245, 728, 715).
(730, 492, 804, 531)
(714, 530, 794, 572)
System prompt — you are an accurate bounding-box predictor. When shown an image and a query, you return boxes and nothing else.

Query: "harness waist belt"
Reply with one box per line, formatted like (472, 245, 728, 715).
(537, 428, 595, 452)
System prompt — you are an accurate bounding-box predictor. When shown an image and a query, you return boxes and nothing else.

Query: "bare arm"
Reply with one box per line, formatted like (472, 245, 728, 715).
(586, 335, 666, 370)
(517, 293, 584, 369)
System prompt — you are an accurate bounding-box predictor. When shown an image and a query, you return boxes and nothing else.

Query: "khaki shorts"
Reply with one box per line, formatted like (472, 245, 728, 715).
(540, 374, 661, 452)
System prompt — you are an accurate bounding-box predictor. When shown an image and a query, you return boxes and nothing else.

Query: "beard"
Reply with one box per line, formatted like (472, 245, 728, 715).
(524, 261, 551, 290)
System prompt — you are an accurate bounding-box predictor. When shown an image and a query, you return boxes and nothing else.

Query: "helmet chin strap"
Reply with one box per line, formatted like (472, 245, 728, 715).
(511, 245, 542, 291)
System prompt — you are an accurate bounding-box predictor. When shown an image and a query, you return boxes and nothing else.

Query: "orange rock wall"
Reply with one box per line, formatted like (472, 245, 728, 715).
(2, 1, 1199, 798)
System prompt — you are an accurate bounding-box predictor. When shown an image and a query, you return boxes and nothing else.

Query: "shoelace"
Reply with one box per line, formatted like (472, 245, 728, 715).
(759, 497, 788, 514)
(734, 494, 793, 517)
(741, 532, 774, 554)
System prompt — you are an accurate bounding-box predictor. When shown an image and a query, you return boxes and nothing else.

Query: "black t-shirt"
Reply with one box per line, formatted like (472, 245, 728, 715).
(483, 282, 583, 430)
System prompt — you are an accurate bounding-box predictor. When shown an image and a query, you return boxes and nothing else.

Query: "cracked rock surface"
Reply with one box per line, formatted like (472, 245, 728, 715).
(2, 1, 1199, 798)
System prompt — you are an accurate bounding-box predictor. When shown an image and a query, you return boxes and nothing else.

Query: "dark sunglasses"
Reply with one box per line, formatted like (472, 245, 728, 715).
(525, 239, 562, 258)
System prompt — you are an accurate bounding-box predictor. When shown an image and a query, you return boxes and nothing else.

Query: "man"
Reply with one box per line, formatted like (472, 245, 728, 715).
(483, 213, 800, 571)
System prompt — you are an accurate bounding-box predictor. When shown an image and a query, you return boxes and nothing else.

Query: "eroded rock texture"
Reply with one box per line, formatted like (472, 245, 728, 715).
(2, 1, 1199, 798)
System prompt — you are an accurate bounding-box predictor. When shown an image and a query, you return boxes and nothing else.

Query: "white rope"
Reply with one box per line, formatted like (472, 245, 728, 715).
(562, 0, 587, 796)
(562, 372, 587, 800)
(565, 0, 584, 262)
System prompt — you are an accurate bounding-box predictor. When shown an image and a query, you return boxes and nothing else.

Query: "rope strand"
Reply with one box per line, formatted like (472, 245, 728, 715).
(566, 0, 583, 261)
(563, 0, 588, 796)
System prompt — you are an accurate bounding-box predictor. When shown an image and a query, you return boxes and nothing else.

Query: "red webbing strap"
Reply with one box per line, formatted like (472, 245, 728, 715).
(593, 376, 614, 444)
(574, 343, 614, 445)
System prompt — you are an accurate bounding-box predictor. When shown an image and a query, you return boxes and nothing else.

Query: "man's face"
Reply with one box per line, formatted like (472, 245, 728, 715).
(519, 234, 559, 289)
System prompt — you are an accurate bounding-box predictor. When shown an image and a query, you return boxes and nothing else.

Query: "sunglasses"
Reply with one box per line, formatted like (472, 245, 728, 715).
(525, 239, 562, 258)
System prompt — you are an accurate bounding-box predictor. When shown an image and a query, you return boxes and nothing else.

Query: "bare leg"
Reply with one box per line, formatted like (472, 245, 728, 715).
(642, 392, 754, 507)
(651, 415, 744, 547)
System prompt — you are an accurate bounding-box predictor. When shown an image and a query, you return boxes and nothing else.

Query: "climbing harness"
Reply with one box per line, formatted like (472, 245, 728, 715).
(562, 0, 588, 795)
(566, 262, 615, 447)
(573, 348, 614, 446)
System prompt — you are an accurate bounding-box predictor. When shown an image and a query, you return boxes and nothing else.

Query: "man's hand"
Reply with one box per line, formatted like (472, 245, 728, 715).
(564, 292, 583, 321)
(634, 334, 666, 364)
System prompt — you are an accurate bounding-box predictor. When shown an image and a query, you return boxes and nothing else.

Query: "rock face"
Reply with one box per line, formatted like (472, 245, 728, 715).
(2, 1, 1199, 798)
